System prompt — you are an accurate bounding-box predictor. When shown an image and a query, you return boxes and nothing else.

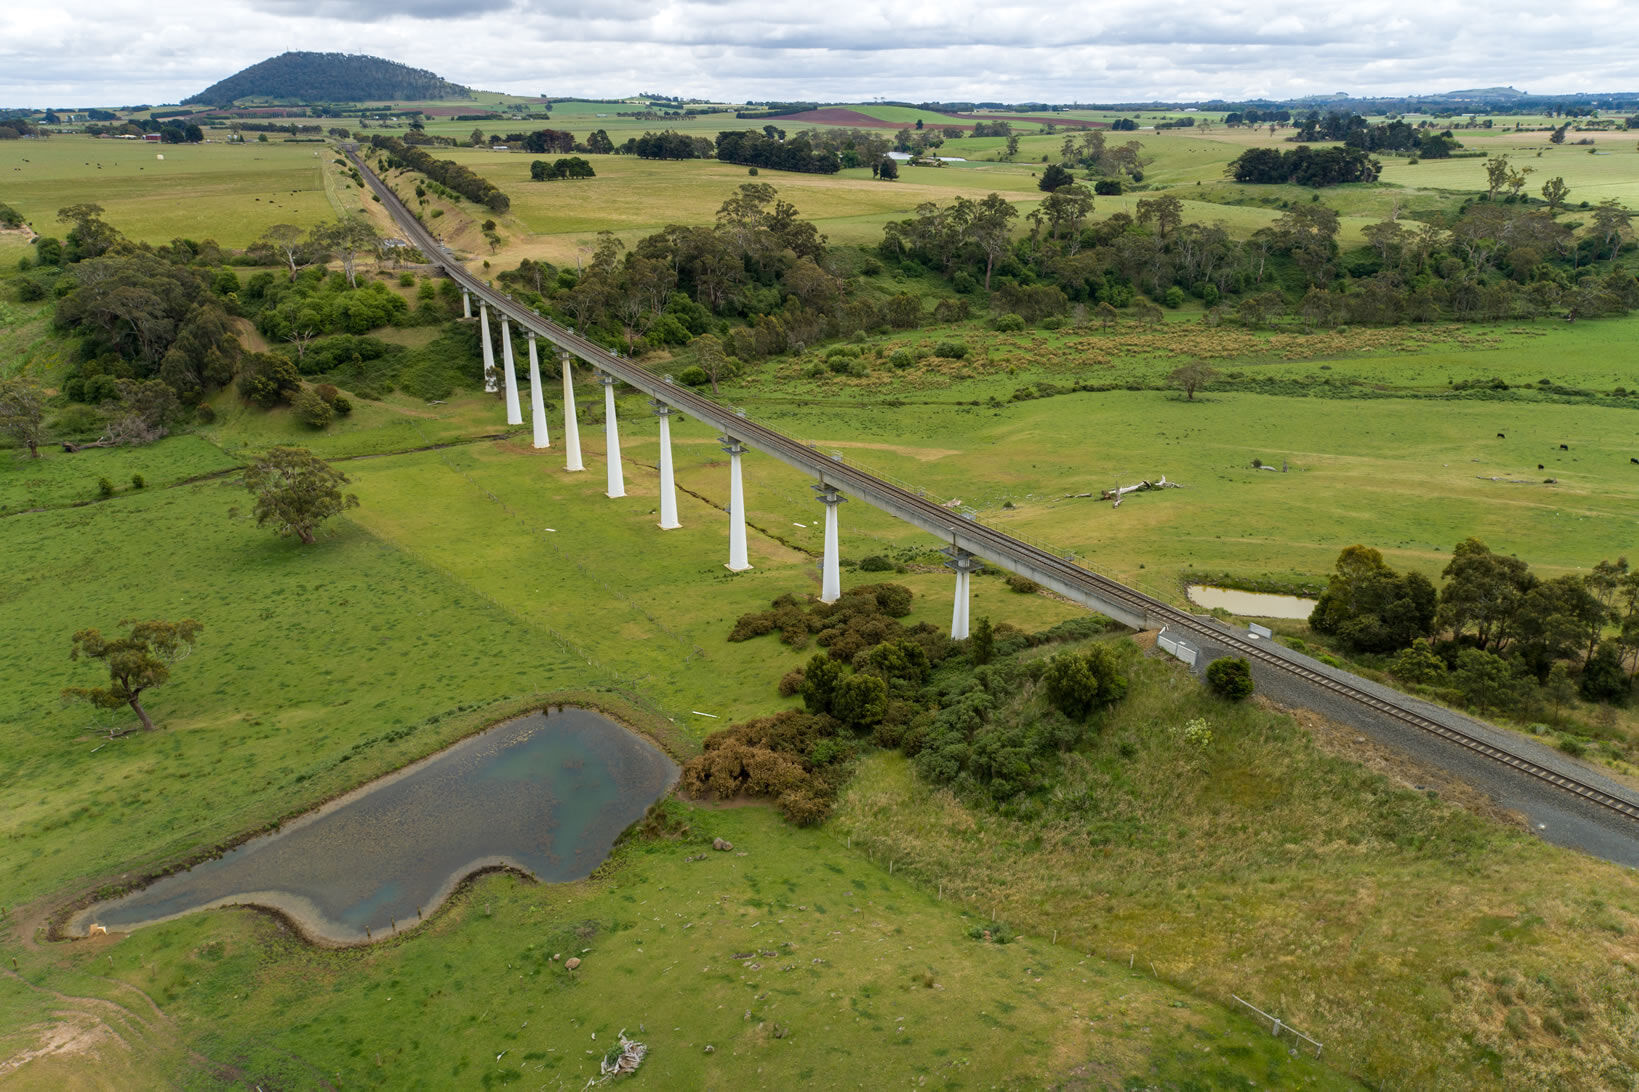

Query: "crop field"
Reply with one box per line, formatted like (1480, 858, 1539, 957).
(0, 136, 340, 246)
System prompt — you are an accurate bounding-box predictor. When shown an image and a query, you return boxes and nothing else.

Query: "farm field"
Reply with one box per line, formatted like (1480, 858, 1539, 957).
(5, 102, 1639, 1089)
(0, 136, 342, 246)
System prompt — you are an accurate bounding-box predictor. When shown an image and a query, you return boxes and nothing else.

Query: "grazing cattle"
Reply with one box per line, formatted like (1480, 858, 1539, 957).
(1631, 458, 1638, 465)
(88, 923, 107, 936)
(1560, 444, 1569, 450)
(1497, 433, 1506, 439)
(1538, 464, 1545, 470)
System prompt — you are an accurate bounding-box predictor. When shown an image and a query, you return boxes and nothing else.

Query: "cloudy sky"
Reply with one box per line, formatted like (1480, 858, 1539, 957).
(2, 0, 1634, 107)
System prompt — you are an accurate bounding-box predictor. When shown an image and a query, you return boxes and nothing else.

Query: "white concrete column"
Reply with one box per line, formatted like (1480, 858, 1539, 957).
(527, 335, 550, 449)
(722, 436, 751, 572)
(654, 401, 680, 530)
(478, 302, 497, 393)
(945, 548, 979, 640)
(560, 352, 584, 472)
(600, 372, 625, 499)
(813, 484, 845, 603)
(462, 289, 472, 319)
(500, 318, 522, 425)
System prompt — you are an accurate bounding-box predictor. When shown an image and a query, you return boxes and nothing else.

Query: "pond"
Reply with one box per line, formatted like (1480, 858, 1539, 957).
(1186, 584, 1319, 621)
(70, 707, 677, 944)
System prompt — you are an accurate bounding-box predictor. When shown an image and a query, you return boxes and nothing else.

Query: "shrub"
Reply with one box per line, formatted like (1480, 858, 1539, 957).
(238, 353, 301, 408)
(952, 271, 977, 294)
(888, 348, 914, 369)
(1041, 644, 1128, 719)
(292, 387, 335, 429)
(1206, 657, 1255, 700)
(1163, 285, 1187, 308)
(777, 669, 805, 697)
(676, 364, 709, 386)
(97, 477, 115, 498)
(859, 555, 894, 572)
(994, 313, 1026, 333)
(1178, 717, 1213, 746)
(130, 474, 146, 490)
(330, 395, 353, 416)
(398, 272, 415, 287)
(933, 340, 968, 359)
(845, 358, 868, 378)
(16, 279, 46, 302)
(1005, 574, 1041, 594)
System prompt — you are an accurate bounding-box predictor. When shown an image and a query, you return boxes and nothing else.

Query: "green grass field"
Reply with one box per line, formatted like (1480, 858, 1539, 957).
(5, 110, 1639, 1088)
(0, 136, 340, 247)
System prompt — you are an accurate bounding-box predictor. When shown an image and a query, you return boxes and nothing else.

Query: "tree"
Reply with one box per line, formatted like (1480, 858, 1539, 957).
(832, 673, 888, 730)
(1168, 361, 1217, 401)
(1002, 134, 1020, 161)
(1309, 545, 1437, 654)
(690, 333, 733, 396)
(876, 156, 899, 181)
(1590, 199, 1633, 261)
(1038, 163, 1074, 192)
(313, 217, 380, 288)
(63, 619, 202, 734)
(1041, 645, 1127, 719)
(1544, 661, 1577, 726)
(1206, 657, 1254, 700)
(1540, 176, 1570, 215)
(241, 446, 359, 545)
(1135, 195, 1183, 242)
(259, 223, 309, 281)
(1581, 642, 1630, 705)
(970, 193, 1018, 291)
(1438, 537, 1533, 653)
(0, 377, 46, 458)
(1483, 155, 1510, 201)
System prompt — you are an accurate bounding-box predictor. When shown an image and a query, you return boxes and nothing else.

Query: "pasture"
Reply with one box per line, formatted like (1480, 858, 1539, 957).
(0, 136, 340, 246)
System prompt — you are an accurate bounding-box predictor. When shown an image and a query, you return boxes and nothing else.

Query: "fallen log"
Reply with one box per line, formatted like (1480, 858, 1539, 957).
(1101, 476, 1183, 503)
(62, 439, 118, 453)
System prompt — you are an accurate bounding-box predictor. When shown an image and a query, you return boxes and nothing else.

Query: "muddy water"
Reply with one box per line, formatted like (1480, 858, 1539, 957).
(70, 708, 676, 943)
(1186, 585, 1319, 620)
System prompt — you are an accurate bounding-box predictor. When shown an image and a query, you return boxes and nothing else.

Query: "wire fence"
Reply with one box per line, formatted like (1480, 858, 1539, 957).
(1232, 995, 1324, 1059)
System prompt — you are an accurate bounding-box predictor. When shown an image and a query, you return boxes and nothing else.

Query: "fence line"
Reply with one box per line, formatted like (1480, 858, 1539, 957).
(1232, 995, 1324, 1058)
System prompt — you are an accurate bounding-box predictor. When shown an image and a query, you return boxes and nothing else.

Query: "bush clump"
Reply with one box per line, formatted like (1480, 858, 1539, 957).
(1206, 657, 1255, 700)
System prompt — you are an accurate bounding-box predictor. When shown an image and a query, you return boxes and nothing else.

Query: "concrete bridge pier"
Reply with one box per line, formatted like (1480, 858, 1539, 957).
(526, 335, 550, 449)
(944, 547, 981, 640)
(814, 484, 845, 603)
(462, 289, 472, 319)
(479, 302, 497, 393)
(500, 318, 522, 425)
(653, 401, 680, 530)
(560, 352, 584, 472)
(722, 436, 751, 572)
(600, 373, 625, 499)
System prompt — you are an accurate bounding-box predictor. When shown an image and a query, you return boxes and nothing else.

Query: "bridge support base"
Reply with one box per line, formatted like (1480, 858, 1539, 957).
(944, 548, 981, 640)
(560, 352, 584, 472)
(501, 318, 522, 426)
(479, 302, 497, 394)
(462, 289, 472, 319)
(814, 484, 845, 604)
(723, 436, 751, 571)
(527, 335, 550, 449)
(601, 373, 625, 499)
(655, 402, 680, 529)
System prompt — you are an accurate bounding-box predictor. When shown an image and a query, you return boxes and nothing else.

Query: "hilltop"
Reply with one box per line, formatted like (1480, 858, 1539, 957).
(182, 51, 471, 106)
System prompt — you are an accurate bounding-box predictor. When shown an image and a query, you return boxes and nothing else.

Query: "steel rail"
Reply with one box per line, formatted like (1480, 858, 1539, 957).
(348, 146, 1639, 827)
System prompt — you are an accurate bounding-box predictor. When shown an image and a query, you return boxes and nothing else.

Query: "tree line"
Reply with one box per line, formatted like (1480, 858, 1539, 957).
(1310, 542, 1639, 713)
(370, 134, 509, 212)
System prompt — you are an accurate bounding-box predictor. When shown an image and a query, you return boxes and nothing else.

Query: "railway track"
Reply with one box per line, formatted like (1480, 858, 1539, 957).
(349, 146, 1639, 830)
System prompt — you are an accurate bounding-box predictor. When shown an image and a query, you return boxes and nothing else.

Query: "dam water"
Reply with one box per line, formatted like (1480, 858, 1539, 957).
(70, 708, 677, 944)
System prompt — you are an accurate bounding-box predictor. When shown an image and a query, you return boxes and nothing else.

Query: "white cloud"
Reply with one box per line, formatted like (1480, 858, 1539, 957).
(0, 0, 1634, 106)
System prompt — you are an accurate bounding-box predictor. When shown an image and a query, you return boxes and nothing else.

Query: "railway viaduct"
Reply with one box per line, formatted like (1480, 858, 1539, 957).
(346, 146, 1639, 863)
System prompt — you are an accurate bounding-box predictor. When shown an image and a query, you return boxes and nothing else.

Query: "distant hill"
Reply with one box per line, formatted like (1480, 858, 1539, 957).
(1431, 86, 1528, 102)
(182, 52, 472, 106)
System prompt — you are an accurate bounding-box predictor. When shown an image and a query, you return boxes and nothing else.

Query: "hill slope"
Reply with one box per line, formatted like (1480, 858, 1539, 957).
(182, 51, 472, 106)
